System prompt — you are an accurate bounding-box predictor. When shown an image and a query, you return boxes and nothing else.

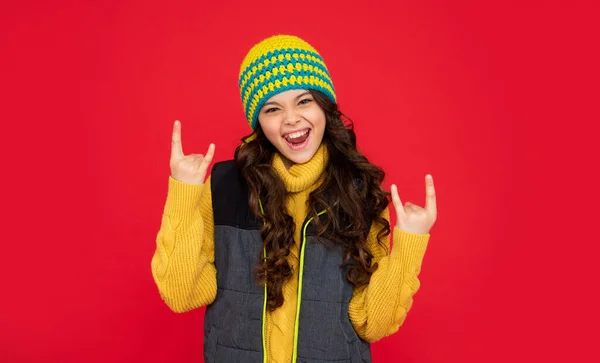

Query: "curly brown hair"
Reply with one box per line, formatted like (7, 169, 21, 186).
(235, 90, 391, 311)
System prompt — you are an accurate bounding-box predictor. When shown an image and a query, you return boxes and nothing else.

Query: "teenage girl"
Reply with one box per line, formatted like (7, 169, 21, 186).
(152, 34, 437, 363)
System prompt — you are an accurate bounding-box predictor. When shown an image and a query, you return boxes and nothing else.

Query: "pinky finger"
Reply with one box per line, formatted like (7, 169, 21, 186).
(391, 185, 406, 217)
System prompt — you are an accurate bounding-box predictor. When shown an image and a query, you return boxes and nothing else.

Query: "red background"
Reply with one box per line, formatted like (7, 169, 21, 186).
(1, 1, 598, 362)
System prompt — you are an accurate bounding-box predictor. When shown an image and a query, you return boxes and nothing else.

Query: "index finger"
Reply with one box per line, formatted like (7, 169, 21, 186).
(424, 174, 437, 215)
(171, 120, 184, 158)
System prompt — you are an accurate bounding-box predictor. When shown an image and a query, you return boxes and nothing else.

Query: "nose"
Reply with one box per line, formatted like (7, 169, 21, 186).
(284, 109, 301, 125)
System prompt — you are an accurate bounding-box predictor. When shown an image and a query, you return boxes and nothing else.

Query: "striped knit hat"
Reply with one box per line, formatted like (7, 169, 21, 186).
(239, 35, 337, 129)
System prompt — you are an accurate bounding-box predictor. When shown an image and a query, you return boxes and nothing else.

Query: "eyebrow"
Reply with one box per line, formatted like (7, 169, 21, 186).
(262, 91, 312, 108)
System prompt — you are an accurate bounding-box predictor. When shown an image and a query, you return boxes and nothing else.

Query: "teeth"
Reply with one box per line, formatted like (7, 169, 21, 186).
(286, 129, 309, 139)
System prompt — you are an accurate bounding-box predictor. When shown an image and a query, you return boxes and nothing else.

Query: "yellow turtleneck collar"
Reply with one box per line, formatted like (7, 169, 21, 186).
(272, 143, 329, 193)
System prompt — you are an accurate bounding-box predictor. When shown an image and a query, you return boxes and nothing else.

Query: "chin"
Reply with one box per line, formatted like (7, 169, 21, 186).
(275, 140, 319, 164)
(286, 151, 316, 165)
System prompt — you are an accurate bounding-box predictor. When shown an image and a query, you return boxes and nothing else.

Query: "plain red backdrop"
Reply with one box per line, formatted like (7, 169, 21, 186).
(1, 1, 598, 362)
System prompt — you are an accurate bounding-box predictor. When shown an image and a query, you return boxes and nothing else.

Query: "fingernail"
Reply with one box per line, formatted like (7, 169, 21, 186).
(426, 174, 432, 179)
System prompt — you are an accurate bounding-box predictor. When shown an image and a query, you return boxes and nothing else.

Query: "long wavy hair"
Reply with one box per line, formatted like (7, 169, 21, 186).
(235, 90, 391, 311)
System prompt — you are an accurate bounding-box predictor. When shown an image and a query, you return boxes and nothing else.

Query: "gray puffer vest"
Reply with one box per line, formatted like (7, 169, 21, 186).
(203, 160, 371, 363)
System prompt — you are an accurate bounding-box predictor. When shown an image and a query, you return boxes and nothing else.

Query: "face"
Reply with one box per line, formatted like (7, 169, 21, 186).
(257, 89, 326, 167)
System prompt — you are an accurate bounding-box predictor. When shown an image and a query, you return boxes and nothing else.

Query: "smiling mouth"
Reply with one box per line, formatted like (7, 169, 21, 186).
(283, 128, 311, 150)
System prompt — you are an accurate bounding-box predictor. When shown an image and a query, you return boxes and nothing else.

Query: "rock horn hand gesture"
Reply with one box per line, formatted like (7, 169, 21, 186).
(169, 120, 215, 185)
(391, 175, 437, 235)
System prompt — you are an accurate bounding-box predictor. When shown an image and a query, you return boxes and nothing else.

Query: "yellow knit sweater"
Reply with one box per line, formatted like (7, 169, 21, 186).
(151, 145, 430, 363)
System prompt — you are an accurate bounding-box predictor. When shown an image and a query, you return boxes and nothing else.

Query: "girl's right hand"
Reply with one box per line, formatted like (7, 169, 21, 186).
(169, 120, 215, 185)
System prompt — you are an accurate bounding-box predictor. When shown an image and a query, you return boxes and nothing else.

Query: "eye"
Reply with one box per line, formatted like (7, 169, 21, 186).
(264, 107, 279, 113)
(298, 98, 313, 105)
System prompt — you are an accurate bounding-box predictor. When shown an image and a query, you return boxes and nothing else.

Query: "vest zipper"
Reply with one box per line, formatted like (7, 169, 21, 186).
(259, 200, 267, 363)
(291, 210, 327, 363)
(258, 198, 326, 363)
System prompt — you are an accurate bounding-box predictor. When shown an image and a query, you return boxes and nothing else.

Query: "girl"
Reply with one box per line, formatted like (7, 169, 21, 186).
(152, 35, 437, 363)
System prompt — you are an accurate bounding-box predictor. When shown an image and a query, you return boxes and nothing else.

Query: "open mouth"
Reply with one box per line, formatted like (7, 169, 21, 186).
(283, 128, 311, 150)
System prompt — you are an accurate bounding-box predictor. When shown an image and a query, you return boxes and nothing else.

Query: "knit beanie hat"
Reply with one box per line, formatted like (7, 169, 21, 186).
(238, 35, 337, 129)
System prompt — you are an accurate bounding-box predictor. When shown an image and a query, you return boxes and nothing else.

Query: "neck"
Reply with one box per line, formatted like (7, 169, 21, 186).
(281, 155, 294, 170)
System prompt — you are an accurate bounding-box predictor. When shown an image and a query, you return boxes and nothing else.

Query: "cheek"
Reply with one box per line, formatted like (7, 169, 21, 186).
(304, 108, 326, 129)
(259, 118, 281, 141)
(311, 111, 326, 132)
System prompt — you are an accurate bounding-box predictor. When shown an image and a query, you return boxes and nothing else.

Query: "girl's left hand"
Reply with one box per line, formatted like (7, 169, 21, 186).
(391, 174, 437, 235)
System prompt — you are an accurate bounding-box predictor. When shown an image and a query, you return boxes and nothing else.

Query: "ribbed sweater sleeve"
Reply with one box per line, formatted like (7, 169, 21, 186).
(349, 207, 430, 342)
(150, 176, 217, 313)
